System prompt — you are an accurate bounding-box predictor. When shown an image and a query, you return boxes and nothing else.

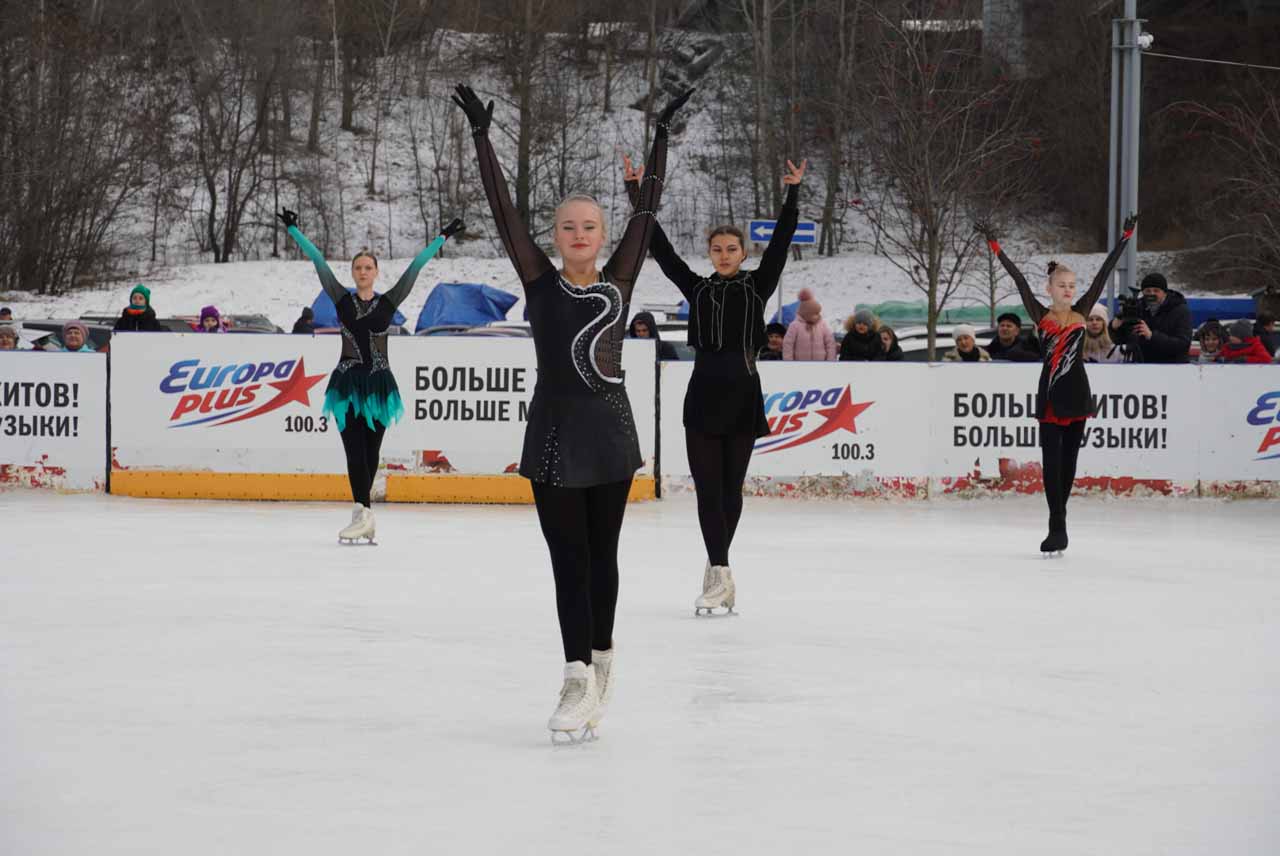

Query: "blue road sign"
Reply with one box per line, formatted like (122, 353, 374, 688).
(748, 219, 817, 245)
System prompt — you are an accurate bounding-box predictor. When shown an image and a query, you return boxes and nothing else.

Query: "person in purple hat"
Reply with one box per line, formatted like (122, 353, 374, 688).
(199, 305, 224, 332)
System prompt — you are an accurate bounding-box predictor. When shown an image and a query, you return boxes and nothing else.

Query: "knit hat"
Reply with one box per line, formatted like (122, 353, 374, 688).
(1140, 272, 1167, 293)
(1088, 304, 1109, 322)
(130, 284, 151, 307)
(200, 305, 221, 324)
(62, 320, 89, 340)
(796, 288, 823, 322)
(1228, 319, 1254, 341)
(953, 324, 977, 340)
(997, 312, 1022, 327)
(852, 308, 876, 327)
(765, 322, 787, 337)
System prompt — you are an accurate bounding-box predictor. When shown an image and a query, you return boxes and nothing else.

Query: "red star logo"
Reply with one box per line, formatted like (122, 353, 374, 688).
(215, 357, 328, 426)
(758, 386, 874, 455)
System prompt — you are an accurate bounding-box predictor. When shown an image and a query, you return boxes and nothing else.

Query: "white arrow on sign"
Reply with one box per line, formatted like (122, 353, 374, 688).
(748, 219, 818, 244)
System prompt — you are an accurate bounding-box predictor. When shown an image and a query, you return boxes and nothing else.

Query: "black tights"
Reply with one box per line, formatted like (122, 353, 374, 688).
(531, 478, 632, 665)
(1040, 420, 1086, 517)
(339, 410, 387, 507)
(685, 429, 757, 566)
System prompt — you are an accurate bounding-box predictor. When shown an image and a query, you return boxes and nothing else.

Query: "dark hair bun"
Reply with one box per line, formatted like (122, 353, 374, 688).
(1046, 260, 1058, 275)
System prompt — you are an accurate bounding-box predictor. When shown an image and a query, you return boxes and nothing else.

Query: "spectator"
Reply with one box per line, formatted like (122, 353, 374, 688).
(627, 310, 677, 360)
(757, 322, 786, 361)
(114, 284, 164, 332)
(986, 311, 1039, 362)
(0, 307, 12, 320)
(877, 326, 904, 361)
(198, 305, 224, 333)
(1221, 319, 1273, 364)
(1082, 305, 1124, 363)
(1196, 320, 1225, 364)
(0, 323, 17, 350)
(783, 288, 837, 361)
(1255, 311, 1279, 356)
(1111, 272, 1191, 363)
(837, 308, 880, 361)
(944, 324, 991, 362)
(59, 321, 96, 352)
(292, 306, 316, 334)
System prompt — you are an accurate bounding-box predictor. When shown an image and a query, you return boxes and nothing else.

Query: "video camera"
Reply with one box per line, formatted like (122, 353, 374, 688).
(1115, 287, 1145, 339)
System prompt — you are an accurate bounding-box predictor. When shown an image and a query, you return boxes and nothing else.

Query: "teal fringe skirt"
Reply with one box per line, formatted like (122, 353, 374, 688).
(323, 367, 404, 432)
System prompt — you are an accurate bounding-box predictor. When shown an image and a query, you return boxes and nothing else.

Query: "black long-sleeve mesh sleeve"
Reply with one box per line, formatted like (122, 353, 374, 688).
(1074, 229, 1134, 316)
(994, 248, 1046, 325)
(647, 222, 699, 302)
(603, 127, 669, 300)
(754, 183, 800, 300)
(472, 132, 553, 287)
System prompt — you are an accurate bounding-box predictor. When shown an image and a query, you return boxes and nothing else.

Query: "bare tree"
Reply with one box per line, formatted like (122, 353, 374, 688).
(852, 2, 1033, 358)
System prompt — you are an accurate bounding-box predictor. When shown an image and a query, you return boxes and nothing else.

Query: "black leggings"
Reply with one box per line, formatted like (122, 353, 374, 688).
(1040, 420, 1086, 517)
(339, 409, 387, 507)
(531, 478, 632, 665)
(685, 429, 757, 566)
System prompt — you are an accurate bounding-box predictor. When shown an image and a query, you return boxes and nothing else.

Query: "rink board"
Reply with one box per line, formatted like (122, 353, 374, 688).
(0, 351, 106, 491)
(106, 333, 657, 502)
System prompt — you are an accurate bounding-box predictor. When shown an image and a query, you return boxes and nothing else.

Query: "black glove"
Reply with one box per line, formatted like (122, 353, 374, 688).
(451, 84, 494, 135)
(442, 217, 465, 239)
(973, 220, 996, 242)
(656, 88, 695, 129)
(277, 208, 299, 229)
(1122, 212, 1139, 234)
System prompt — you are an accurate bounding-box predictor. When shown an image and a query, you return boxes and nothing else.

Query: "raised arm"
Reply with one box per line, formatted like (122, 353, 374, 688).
(383, 218, 465, 309)
(452, 85, 552, 286)
(604, 89, 693, 298)
(623, 153, 699, 300)
(754, 160, 806, 296)
(1074, 213, 1138, 315)
(976, 221, 1045, 324)
(279, 209, 347, 306)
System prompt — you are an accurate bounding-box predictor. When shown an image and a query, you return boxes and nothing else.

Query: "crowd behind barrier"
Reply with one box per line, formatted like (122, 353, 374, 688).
(2, 333, 1278, 496)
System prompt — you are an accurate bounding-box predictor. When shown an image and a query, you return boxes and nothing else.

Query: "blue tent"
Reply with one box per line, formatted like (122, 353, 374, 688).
(769, 301, 799, 326)
(310, 289, 407, 328)
(675, 299, 690, 320)
(415, 282, 518, 332)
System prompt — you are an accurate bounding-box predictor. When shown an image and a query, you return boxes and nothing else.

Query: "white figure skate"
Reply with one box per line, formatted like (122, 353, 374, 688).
(338, 505, 376, 545)
(695, 565, 736, 616)
(591, 648, 615, 724)
(548, 660, 600, 745)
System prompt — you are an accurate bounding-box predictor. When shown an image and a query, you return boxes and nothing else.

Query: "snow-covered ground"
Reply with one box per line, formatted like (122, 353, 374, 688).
(0, 246, 1203, 333)
(2, 491, 1277, 855)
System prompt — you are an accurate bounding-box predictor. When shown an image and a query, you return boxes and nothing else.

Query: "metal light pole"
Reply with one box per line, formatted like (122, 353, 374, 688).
(1107, 0, 1150, 310)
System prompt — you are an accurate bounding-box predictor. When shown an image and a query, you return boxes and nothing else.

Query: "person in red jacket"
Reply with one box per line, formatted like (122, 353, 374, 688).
(1221, 319, 1274, 364)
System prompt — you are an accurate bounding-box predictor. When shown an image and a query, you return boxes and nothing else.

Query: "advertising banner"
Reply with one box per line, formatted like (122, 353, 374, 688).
(0, 352, 106, 489)
(1197, 365, 1280, 489)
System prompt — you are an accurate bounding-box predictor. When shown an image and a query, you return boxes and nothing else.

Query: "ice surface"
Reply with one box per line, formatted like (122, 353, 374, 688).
(2, 492, 1278, 855)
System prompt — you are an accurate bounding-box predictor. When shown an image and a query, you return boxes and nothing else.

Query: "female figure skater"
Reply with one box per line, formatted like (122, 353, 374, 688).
(977, 214, 1137, 555)
(278, 208, 464, 543)
(626, 156, 806, 613)
(453, 83, 689, 743)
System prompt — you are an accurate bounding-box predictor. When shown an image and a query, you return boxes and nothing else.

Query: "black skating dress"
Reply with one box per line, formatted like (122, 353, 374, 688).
(989, 226, 1134, 423)
(644, 184, 799, 438)
(470, 117, 668, 487)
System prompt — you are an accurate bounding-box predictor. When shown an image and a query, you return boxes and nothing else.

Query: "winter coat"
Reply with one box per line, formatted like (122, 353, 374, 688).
(783, 318, 837, 361)
(627, 310, 678, 361)
(1196, 348, 1223, 365)
(944, 346, 991, 363)
(876, 333, 904, 362)
(986, 334, 1040, 362)
(838, 326, 880, 361)
(1257, 328, 1280, 358)
(1084, 343, 1126, 364)
(114, 306, 164, 332)
(292, 318, 315, 334)
(1221, 337, 1274, 365)
(1133, 290, 1192, 364)
(757, 345, 784, 361)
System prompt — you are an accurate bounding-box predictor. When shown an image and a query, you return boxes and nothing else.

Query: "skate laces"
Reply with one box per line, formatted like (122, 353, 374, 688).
(558, 677, 588, 713)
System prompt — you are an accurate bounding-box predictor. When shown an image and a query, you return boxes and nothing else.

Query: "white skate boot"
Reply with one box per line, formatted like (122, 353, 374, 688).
(338, 504, 376, 545)
(695, 565, 736, 616)
(591, 648, 615, 724)
(548, 660, 600, 745)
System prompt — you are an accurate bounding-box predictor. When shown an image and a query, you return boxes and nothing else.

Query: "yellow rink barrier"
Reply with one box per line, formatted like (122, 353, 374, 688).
(110, 470, 657, 504)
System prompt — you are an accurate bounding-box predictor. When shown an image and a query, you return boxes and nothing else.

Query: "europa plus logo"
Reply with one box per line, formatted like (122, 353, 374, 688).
(159, 357, 327, 428)
(754, 385, 874, 455)
(1247, 390, 1280, 461)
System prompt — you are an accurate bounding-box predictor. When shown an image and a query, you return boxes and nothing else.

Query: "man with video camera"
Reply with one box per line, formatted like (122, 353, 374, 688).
(1109, 272, 1192, 363)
